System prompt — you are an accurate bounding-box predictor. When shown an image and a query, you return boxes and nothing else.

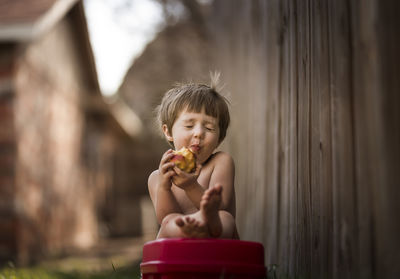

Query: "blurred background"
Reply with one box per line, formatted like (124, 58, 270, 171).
(0, 0, 399, 278)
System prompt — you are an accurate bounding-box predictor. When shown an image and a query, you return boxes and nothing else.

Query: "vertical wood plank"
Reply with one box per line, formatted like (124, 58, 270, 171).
(309, 0, 333, 277)
(374, 1, 400, 277)
(351, 1, 400, 278)
(295, 0, 312, 276)
(262, 0, 281, 267)
(350, 0, 378, 278)
(277, 0, 290, 272)
(287, 0, 299, 275)
(310, 0, 322, 276)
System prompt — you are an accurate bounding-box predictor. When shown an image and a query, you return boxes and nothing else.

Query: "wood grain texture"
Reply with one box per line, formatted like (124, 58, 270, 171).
(210, 0, 399, 277)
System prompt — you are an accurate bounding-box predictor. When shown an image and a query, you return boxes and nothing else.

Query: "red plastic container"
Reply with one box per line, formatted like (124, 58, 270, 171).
(141, 238, 266, 279)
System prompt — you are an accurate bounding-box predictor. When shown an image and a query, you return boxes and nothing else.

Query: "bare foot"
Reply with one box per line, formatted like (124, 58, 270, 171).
(175, 216, 209, 238)
(200, 184, 223, 237)
(174, 185, 223, 238)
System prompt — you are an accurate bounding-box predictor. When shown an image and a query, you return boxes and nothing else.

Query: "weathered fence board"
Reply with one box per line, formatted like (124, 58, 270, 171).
(210, 0, 399, 278)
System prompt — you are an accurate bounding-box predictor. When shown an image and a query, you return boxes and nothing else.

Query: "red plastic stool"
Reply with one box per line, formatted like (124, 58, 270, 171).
(141, 238, 266, 279)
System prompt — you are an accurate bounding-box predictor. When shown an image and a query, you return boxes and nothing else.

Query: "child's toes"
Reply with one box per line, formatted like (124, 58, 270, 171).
(202, 195, 210, 202)
(202, 191, 209, 198)
(175, 217, 185, 227)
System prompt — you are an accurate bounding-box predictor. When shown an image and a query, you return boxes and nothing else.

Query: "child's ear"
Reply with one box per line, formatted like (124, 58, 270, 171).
(162, 124, 174, 142)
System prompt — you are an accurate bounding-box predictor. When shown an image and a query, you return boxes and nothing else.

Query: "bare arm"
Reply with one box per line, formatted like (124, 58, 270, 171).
(148, 150, 182, 224)
(172, 164, 204, 209)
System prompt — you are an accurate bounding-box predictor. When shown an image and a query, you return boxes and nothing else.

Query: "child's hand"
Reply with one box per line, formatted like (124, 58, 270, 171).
(158, 149, 177, 190)
(172, 163, 202, 191)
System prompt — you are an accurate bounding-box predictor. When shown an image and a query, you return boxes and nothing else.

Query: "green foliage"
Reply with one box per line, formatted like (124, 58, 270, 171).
(0, 262, 141, 279)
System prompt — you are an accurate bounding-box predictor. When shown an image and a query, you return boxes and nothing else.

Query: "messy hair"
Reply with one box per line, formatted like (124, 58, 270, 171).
(156, 73, 230, 144)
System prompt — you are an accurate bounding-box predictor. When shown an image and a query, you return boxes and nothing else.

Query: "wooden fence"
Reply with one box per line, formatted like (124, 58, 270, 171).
(210, 0, 399, 278)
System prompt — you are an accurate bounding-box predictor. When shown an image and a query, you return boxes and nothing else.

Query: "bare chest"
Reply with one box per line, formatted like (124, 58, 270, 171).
(171, 166, 213, 214)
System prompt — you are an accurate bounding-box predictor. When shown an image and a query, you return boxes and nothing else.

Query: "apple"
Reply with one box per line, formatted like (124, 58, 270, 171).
(170, 147, 196, 173)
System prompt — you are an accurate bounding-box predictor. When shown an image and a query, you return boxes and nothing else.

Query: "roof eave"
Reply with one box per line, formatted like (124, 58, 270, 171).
(0, 0, 79, 42)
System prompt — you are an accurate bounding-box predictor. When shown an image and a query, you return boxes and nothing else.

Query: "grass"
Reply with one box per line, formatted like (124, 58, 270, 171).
(0, 261, 141, 279)
(0, 262, 310, 279)
(0, 236, 148, 279)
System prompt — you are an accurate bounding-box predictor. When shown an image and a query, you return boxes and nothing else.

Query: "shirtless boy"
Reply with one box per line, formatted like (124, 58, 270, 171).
(148, 79, 238, 239)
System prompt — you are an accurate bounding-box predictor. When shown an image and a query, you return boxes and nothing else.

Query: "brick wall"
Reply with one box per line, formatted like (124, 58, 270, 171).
(0, 2, 147, 264)
(0, 14, 104, 264)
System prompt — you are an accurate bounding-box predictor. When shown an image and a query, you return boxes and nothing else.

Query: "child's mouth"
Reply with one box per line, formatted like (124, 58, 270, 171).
(190, 145, 200, 152)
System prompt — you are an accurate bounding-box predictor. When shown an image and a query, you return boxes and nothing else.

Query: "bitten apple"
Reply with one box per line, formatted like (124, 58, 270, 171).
(170, 147, 196, 173)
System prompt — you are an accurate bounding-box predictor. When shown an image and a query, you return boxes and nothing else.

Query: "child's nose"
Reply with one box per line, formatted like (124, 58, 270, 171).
(193, 126, 204, 138)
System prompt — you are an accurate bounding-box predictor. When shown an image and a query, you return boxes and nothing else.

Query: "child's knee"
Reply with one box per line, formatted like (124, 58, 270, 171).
(219, 210, 236, 230)
(219, 210, 235, 222)
(218, 210, 237, 238)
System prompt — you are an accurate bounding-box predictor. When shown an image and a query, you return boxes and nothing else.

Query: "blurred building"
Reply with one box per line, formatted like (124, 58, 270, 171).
(0, 0, 143, 264)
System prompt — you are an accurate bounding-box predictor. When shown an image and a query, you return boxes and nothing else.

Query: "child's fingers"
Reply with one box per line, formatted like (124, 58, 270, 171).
(161, 162, 175, 174)
(194, 164, 202, 176)
(160, 152, 174, 165)
(162, 151, 174, 161)
(164, 149, 173, 154)
(165, 169, 176, 178)
(173, 166, 183, 176)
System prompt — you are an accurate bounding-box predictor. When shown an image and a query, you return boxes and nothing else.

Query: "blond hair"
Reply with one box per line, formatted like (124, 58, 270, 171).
(156, 77, 230, 144)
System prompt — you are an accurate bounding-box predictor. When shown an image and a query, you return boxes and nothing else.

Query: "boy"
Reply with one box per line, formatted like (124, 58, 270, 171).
(148, 79, 238, 239)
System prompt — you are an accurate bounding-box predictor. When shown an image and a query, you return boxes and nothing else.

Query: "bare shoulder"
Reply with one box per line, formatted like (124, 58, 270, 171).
(148, 170, 159, 190)
(208, 152, 235, 178)
(147, 170, 159, 204)
(211, 151, 235, 168)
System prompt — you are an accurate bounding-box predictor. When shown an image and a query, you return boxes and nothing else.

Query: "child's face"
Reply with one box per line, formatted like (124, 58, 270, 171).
(163, 107, 220, 164)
